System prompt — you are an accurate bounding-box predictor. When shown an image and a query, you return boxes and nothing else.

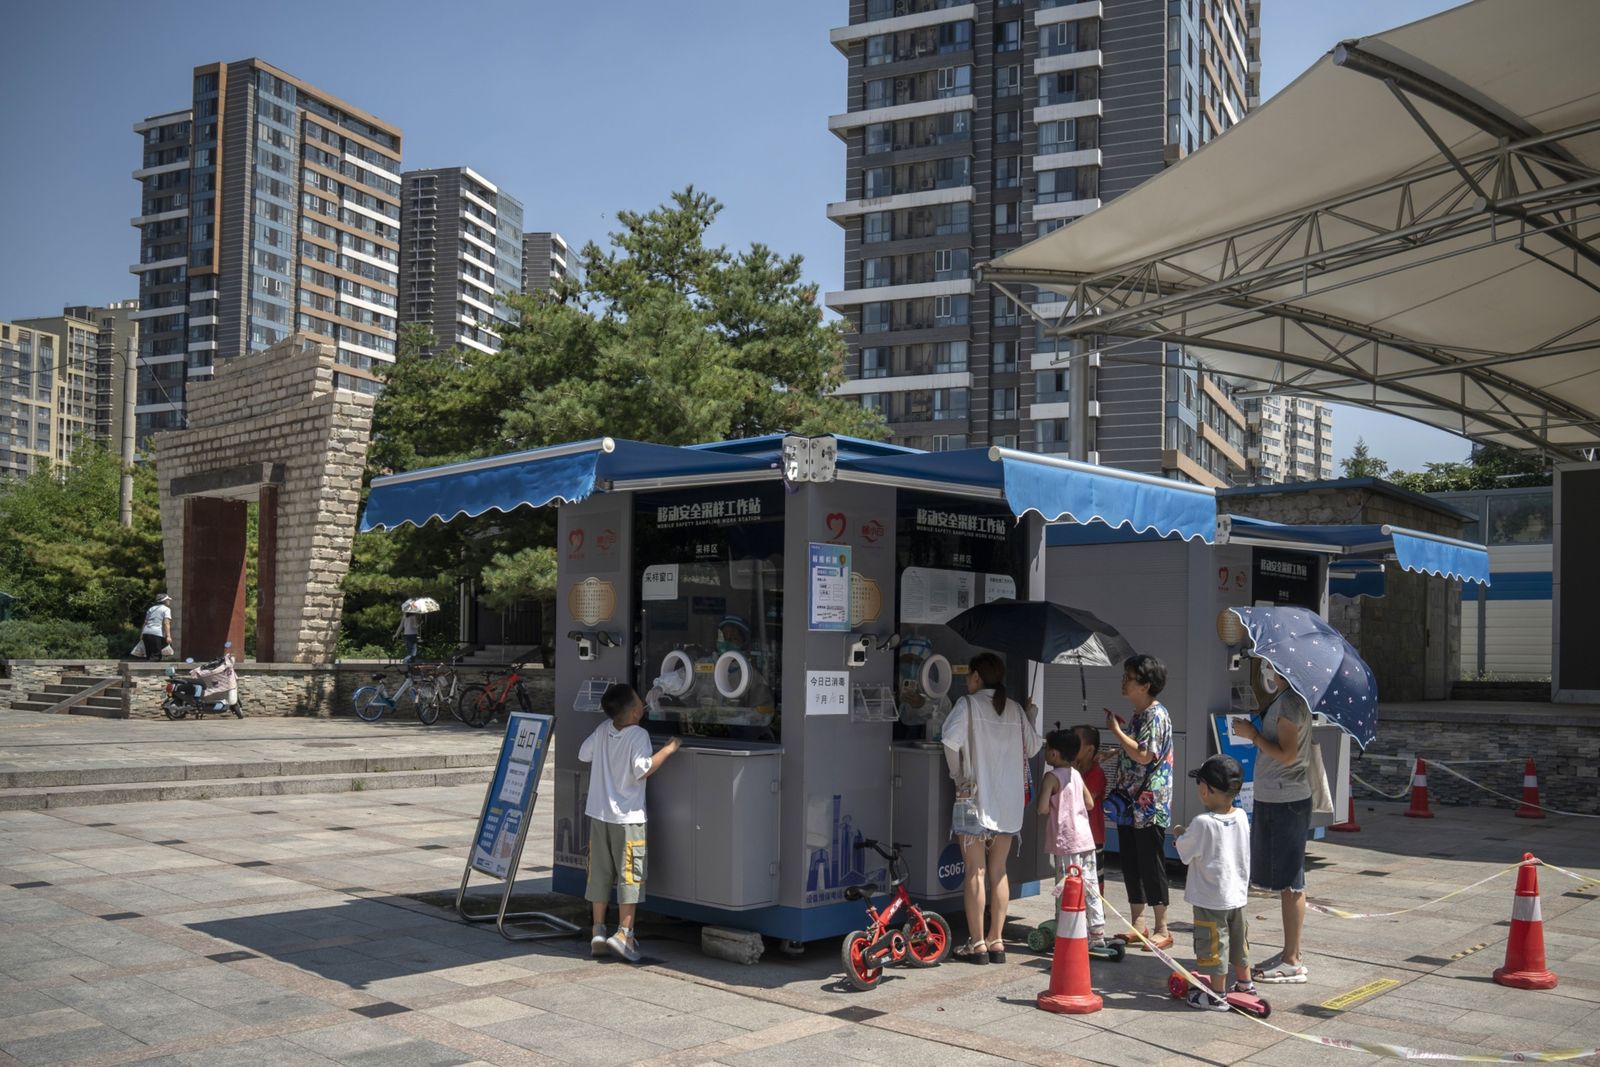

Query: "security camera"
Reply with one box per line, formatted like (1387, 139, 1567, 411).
(594, 631, 620, 648)
(877, 632, 902, 652)
(1228, 652, 1244, 672)
(568, 630, 595, 662)
(847, 636, 870, 669)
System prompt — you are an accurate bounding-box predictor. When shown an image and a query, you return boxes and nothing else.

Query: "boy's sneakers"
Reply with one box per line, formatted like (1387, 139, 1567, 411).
(1230, 980, 1259, 997)
(605, 928, 643, 963)
(1187, 986, 1231, 1012)
(590, 926, 609, 958)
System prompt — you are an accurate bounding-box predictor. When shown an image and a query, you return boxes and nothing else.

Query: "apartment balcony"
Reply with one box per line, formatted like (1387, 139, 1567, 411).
(1029, 400, 1097, 421)
(1034, 50, 1103, 77)
(1035, 2, 1102, 28)
(829, 95, 975, 139)
(1032, 197, 1102, 223)
(1032, 148, 1102, 171)
(131, 160, 189, 180)
(830, 2, 976, 52)
(826, 184, 974, 223)
(825, 278, 972, 311)
(1032, 98, 1104, 125)
(129, 256, 186, 274)
(130, 208, 187, 226)
(1201, 422, 1248, 471)
(836, 371, 971, 395)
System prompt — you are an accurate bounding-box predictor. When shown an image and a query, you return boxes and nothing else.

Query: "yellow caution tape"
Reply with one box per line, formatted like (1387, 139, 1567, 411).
(1306, 862, 1523, 920)
(1100, 896, 1599, 1062)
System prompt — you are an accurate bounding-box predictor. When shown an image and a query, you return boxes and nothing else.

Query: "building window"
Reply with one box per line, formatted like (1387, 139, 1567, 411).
(862, 302, 890, 333)
(1038, 418, 1070, 453)
(863, 258, 891, 288)
(932, 434, 969, 451)
(860, 347, 888, 379)
(996, 65, 1022, 97)
(936, 340, 969, 372)
(934, 203, 970, 234)
(993, 203, 1020, 234)
(1035, 369, 1070, 402)
(995, 110, 1020, 144)
(863, 212, 892, 243)
(992, 387, 1018, 420)
(995, 156, 1020, 189)
(864, 166, 893, 199)
(996, 20, 1021, 52)
(865, 123, 893, 155)
(937, 65, 973, 98)
(993, 295, 1020, 327)
(993, 341, 1017, 372)
(866, 35, 893, 65)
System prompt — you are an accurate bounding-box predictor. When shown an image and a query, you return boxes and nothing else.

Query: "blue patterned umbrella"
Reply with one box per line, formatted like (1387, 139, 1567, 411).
(1228, 606, 1377, 748)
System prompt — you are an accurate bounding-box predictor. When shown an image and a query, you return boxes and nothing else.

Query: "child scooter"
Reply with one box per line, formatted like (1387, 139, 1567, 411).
(1167, 972, 1272, 1017)
(1026, 919, 1126, 959)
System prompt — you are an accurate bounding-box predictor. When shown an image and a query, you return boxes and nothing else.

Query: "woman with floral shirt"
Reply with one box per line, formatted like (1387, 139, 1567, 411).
(1105, 653, 1175, 951)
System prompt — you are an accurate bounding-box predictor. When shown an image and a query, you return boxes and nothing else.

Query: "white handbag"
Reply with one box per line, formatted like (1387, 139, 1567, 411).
(1308, 741, 1334, 816)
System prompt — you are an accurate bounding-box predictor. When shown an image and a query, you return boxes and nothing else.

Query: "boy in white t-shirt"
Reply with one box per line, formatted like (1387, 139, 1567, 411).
(1172, 754, 1253, 1010)
(578, 683, 679, 962)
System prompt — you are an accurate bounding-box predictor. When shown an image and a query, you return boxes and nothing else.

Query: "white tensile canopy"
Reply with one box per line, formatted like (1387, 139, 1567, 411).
(981, 0, 1600, 459)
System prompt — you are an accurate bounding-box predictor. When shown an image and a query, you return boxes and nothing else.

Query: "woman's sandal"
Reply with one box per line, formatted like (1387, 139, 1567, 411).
(953, 939, 989, 964)
(987, 939, 1007, 964)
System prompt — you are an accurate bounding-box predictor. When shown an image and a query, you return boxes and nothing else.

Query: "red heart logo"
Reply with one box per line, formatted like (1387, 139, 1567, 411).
(568, 529, 585, 555)
(826, 512, 847, 541)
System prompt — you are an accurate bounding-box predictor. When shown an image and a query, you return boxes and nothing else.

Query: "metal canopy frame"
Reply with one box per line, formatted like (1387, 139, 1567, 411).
(980, 41, 1600, 461)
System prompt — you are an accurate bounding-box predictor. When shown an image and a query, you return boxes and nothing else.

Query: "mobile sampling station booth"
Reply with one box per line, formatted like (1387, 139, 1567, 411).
(360, 434, 1216, 942)
(1042, 514, 1491, 846)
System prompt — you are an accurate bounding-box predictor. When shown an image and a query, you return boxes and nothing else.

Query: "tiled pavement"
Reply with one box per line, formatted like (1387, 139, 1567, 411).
(1, 714, 1597, 1065)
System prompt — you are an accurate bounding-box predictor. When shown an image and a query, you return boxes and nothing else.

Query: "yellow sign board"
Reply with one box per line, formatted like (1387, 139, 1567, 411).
(1320, 978, 1400, 1011)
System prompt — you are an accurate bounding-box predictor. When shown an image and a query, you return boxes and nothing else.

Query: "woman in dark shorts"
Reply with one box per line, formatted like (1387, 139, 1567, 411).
(1234, 659, 1314, 983)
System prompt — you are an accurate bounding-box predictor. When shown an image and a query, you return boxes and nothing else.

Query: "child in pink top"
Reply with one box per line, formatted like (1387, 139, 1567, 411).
(1038, 729, 1107, 949)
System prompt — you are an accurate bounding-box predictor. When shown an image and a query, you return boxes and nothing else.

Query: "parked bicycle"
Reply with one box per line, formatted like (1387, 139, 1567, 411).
(457, 660, 532, 728)
(423, 655, 466, 723)
(352, 661, 439, 724)
(838, 839, 951, 991)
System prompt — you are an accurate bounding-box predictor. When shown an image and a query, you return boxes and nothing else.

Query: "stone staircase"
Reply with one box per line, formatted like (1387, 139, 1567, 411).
(10, 671, 129, 718)
(0, 751, 497, 811)
(455, 643, 541, 667)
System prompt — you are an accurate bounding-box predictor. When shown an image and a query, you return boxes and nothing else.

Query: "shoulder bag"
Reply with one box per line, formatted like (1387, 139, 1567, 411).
(950, 697, 986, 837)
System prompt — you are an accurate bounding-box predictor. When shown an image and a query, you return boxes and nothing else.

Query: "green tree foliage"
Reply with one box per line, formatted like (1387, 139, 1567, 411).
(1390, 443, 1551, 493)
(0, 445, 164, 656)
(1340, 437, 1389, 479)
(342, 188, 882, 649)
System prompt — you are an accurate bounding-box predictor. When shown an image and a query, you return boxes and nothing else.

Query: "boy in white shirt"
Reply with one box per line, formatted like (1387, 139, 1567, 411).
(578, 683, 679, 961)
(1172, 754, 1254, 1010)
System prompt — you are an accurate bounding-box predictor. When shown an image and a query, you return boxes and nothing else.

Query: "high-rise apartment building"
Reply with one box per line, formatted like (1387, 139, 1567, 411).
(399, 167, 524, 355)
(0, 321, 63, 477)
(131, 60, 402, 439)
(521, 231, 577, 296)
(66, 300, 141, 448)
(1243, 396, 1335, 484)
(828, 0, 1260, 486)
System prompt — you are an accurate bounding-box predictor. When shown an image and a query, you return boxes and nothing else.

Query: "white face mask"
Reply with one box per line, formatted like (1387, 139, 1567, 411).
(1260, 667, 1281, 695)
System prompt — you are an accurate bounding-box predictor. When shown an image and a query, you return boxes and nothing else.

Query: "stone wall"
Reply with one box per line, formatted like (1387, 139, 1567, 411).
(1354, 705, 1599, 814)
(153, 335, 375, 663)
(4, 660, 555, 721)
(1221, 482, 1471, 701)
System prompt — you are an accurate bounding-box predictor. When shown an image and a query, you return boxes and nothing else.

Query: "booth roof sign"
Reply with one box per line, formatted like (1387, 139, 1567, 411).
(655, 497, 763, 528)
(916, 508, 1009, 539)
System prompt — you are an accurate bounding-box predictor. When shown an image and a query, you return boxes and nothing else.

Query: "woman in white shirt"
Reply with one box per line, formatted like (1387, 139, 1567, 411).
(943, 651, 1042, 963)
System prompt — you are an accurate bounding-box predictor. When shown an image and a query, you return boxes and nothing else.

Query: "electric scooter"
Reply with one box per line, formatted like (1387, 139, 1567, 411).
(162, 642, 244, 720)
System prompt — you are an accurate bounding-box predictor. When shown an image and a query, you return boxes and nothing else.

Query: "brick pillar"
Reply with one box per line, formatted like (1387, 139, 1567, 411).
(257, 485, 279, 662)
(181, 497, 248, 661)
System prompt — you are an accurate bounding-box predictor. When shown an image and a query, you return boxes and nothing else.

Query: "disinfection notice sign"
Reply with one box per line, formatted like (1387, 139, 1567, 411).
(808, 542, 852, 631)
(470, 712, 554, 878)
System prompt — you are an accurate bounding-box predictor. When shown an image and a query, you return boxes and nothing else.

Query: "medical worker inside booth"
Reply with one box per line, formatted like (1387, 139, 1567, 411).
(632, 484, 784, 743)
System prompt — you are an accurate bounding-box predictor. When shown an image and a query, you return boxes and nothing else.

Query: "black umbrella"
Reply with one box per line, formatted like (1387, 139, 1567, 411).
(947, 598, 1136, 717)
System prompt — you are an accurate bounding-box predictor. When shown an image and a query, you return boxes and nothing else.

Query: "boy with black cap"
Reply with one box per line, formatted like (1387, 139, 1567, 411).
(1172, 754, 1254, 1010)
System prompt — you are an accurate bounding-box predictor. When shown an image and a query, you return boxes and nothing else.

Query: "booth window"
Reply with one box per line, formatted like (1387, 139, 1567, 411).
(633, 484, 786, 743)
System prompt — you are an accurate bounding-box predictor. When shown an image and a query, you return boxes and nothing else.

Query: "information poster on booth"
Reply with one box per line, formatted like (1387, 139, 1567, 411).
(470, 712, 555, 879)
(808, 543, 852, 631)
(1211, 713, 1258, 817)
(806, 670, 850, 715)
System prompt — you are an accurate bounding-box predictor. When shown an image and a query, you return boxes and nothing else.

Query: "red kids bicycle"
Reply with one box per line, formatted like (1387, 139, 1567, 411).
(839, 839, 952, 990)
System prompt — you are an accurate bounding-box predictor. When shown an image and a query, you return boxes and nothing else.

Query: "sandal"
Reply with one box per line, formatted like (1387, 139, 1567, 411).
(1142, 932, 1175, 952)
(1254, 961, 1308, 983)
(1112, 925, 1150, 945)
(988, 940, 1007, 964)
(953, 939, 989, 964)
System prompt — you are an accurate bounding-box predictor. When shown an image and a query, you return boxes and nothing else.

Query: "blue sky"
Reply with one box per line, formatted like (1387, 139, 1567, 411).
(0, 0, 1469, 471)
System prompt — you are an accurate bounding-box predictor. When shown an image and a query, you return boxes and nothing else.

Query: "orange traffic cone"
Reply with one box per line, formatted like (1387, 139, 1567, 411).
(1515, 760, 1546, 820)
(1330, 793, 1361, 832)
(1404, 757, 1435, 819)
(1037, 864, 1102, 1014)
(1494, 853, 1557, 989)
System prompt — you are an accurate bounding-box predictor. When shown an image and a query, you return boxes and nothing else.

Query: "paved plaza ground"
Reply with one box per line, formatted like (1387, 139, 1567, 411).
(1, 708, 1597, 1066)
